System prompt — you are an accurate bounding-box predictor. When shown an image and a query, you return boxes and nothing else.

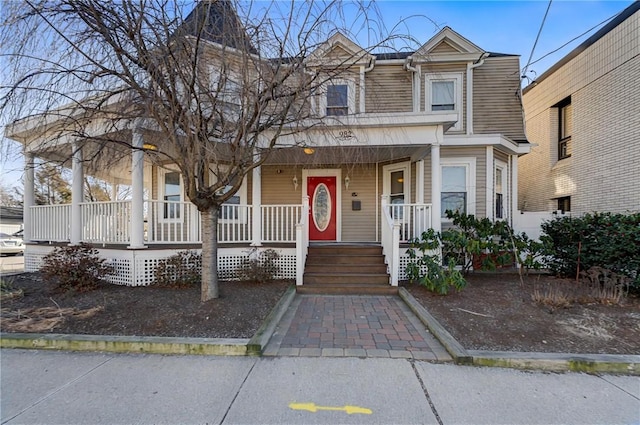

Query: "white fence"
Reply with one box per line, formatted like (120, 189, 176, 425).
(513, 210, 566, 241)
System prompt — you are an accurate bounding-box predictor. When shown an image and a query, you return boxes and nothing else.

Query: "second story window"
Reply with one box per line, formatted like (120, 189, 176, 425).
(558, 97, 572, 159)
(425, 72, 463, 131)
(431, 81, 455, 111)
(326, 84, 348, 116)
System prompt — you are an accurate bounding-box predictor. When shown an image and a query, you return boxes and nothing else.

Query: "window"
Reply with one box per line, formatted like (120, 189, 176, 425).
(431, 81, 455, 111)
(326, 84, 348, 116)
(558, 98, 572, 159)
(161, 170, 182, 221)
(557, 196, 570, 213)
(494, 160, 508, 220)
(210, 167, 248, 223)
(316, 79, 355, 117)
(441, 158, 476, 219)
(425, 73, 463, 131)
(441, 166, 467, 217)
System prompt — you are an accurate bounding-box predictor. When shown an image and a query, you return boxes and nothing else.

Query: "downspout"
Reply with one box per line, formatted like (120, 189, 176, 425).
(360, 57, 376, 113)
(404, 56, 421, 113)
(466, 52, 489, 135)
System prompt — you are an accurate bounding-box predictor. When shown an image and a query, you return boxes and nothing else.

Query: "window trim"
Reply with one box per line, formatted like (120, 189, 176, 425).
(557, 97, 572, 160)
(158, 166, 184, 223)
(425, 72, 463, 131)
(494, 159, 508, 221)
(317, 79, 356, 117)
(440, 157, 476, 220)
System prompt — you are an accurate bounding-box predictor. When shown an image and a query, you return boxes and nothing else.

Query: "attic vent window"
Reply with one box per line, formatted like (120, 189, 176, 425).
(326, 84, 348, 116)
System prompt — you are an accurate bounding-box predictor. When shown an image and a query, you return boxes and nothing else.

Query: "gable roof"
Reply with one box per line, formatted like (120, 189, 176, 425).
(413, 26, 485, 61)
(176, 0, 257, 54)
(305, 32, 374, 67)
(523, 1, 640, 94)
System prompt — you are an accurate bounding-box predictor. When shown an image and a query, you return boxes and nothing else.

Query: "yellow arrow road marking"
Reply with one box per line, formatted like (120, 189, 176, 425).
(289, 402, 372, 415)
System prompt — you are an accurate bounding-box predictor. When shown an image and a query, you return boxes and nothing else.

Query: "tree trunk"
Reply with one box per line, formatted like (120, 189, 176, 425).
(201, 207, 220, 301)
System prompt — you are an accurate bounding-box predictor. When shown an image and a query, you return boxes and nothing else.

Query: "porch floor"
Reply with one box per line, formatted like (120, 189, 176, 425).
(263, 294, 452, 360)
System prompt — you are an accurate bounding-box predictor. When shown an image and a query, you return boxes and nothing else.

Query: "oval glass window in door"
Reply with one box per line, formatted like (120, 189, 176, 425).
(312, 183, 331, 232)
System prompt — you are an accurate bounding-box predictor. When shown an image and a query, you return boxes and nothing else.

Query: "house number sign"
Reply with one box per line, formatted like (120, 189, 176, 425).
(335, 129, 354, 141)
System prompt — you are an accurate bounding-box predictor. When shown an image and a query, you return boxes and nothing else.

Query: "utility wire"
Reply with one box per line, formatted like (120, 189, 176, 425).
(526, 11, 619, 69)
(522, 0, 553, 79)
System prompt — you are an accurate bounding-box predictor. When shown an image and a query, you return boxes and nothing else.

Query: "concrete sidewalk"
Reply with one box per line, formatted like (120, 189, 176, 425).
(2, 349, 639, 424)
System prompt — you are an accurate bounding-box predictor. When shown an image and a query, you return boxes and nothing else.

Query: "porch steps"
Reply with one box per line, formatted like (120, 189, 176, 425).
(298, 244, 396, 295)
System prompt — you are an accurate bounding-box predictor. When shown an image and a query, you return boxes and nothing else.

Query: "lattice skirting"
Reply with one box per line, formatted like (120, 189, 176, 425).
(24, 245, 296, 286)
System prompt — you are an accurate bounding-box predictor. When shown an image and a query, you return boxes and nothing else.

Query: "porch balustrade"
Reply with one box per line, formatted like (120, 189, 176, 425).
(28, 201, 302, 245)
(386, 203, 432, 242)
(261, 205, 302, 243)
(30, 204, 71, 242)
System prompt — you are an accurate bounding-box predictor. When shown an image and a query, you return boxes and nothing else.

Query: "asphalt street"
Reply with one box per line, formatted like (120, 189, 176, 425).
(1, 349, 638, 424)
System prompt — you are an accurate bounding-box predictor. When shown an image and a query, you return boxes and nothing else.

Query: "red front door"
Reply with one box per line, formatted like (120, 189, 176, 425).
(308, 176, 337, 240)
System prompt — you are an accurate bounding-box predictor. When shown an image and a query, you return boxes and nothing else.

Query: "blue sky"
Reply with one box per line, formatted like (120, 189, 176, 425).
(1, 0, 635, 190)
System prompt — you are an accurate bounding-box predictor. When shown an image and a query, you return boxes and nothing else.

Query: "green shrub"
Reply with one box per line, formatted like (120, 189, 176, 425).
(237, 248, 280, 283)
(153, 250, 201, 288)
(40, 244, 113, 292)
(442, 211, 515, 274)
(540, 212, 640, 288)
(406, 228, 467, 295)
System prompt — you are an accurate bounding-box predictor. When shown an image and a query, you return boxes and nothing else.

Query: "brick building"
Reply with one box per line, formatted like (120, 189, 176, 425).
(519, 2, 639, 214)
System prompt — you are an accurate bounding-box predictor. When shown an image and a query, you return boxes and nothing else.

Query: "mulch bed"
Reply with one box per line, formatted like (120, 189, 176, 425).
(404, 273, 640, 355)
(2, 272, 639, 355)
(1, 273, 291, 339)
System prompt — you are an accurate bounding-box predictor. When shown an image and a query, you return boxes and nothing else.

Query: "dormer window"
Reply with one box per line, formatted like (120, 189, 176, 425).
(431, 81, 455, 111)
(326, 84, 348, 116)
(316, 79, 355, 117)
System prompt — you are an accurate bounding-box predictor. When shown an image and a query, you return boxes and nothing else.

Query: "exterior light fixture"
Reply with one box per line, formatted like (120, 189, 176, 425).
(303, 147, 315, 155)
(143, 143, 158, 151)
(344, 176, 351, 189)
(292, 175, 298, 190)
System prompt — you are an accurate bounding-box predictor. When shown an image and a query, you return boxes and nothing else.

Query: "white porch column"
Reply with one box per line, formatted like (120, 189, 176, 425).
(251, 165, 262, 246)
(70, 142, 84, 245)
(486, 146, 494, 220)
(430, 143, 441, 234)
(23, 153, 35, 243)
(416, 160, 425, 204)
(129, 129, 146, 249)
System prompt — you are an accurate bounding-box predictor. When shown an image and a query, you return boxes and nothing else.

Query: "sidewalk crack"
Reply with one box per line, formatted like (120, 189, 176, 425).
(219, 359, 257, 424)
(410, 360, 444, 425)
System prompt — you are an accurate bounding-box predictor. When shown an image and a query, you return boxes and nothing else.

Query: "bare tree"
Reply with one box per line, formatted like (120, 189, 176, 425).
(1, 0, 417, 300)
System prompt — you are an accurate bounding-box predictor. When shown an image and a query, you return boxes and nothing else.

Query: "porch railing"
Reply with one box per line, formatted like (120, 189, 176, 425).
(30, 204, 71, 242)
(386, 203, 432, 242)
(81, 201, 131, 244)
(29, 201, 299, 245)
(381, 197, 401, 286)
(261, 205, 302, 243)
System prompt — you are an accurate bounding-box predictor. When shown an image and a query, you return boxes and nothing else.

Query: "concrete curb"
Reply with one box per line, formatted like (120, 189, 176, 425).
(247, 284, 297, 355)
(398, 287, 640, 375)
(398, 287, 472, 364)
(0, 333, 249, 356)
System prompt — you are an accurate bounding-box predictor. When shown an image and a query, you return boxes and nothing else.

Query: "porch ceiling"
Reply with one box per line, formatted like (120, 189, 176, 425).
(264, 145, 430, 165)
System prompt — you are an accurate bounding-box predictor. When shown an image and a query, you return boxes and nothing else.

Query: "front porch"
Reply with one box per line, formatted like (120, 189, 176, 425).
(24, 199, 433, 287)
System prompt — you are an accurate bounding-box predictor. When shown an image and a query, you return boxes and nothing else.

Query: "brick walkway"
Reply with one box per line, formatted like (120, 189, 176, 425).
(263, 294, 452, 361)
